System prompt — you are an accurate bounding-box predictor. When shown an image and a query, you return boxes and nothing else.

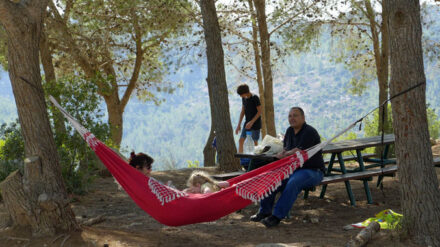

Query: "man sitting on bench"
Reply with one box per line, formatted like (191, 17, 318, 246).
(249, 107, 325, 228)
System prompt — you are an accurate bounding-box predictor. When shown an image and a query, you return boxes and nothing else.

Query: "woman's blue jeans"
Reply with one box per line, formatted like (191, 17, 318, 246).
(259, 168, 324, 219)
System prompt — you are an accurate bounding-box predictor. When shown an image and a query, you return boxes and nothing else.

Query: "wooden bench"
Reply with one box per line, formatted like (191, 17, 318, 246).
(213, 156, 439, 181)
(324, 153, 376, 164)
(320, 165, 397, 185)
(311, 157, 440, 201)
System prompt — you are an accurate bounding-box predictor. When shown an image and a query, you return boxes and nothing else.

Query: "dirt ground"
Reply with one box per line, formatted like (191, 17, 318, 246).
(1, 145, 439, 247)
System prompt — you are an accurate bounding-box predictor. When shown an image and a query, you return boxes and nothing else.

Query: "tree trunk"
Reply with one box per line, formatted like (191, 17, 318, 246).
(203, 79, 217, 167)
(103, 92, 124, 148)
(203, 129, 216, 167)
(365, 0, 391, 156)
(248, 0, 267, 138)
(40, 28, 67, 144)
(378, 1, 391, 135)
(45, 3, 126, 149)
(387, 1, 440, 246)
(253, 0, 276, 136)
(199, 0, 240, 172)
(0, 0, 78, 236)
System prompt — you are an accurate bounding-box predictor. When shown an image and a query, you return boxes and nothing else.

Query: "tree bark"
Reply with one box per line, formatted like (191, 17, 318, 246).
(248, 0, 267, 138)
(0, 0, 78, 236)
(40, 27, 67, 144)
(253, 0, 276, 136)
(203, 79, 217, 167)
(203, 129, 216, 167)
(199, 0, 240, 172)
(378, 1, 391, 135)
(365, 0, 391, 156)
(103, 92, 124, 148)
(387, 1, 440, 246)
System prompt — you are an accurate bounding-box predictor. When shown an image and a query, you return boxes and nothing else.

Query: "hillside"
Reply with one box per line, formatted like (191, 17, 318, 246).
(1, 11, 439, 170)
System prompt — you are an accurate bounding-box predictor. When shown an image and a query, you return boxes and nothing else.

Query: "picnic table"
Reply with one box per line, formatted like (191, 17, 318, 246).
(234, 134, 396, 206)
(319, 134, 395, 206)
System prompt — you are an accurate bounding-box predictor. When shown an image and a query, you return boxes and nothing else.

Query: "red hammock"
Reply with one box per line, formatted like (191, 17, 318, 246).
(50, 96, 327, 226)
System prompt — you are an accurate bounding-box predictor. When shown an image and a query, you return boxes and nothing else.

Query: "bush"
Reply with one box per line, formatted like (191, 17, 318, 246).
(0, 76, 112, 195)
(0, 120, 24, 161)
(364, 104, 440, 140)
(44, 76, 112, 194)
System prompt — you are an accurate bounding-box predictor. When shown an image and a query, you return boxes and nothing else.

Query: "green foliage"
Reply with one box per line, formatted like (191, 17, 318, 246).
(0, 120, 24, 161)
(44, 76, 112, 194)
(0, 76, 110, 195)
(277, 23, 321, 54)
(331, 26, 376, 96)
(0, 120, 23, 198)
(427, 107, 440, 140)
(186, 160, 200, 168)
(364, 104, 440, 140)
(364, 105, 394, 137)
(48, 0, 193, 103)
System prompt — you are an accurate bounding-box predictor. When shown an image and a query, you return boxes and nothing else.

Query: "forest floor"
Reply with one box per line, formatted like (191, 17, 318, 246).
(0, 144, 439, 247)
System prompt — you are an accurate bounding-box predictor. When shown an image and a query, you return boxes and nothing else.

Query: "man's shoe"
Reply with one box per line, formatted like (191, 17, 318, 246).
(261, 215, 281, 228)
(250, 213, 271, 222)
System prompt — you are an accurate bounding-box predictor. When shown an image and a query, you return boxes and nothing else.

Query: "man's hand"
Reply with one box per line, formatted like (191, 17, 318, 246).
(235, 125, 241, 135)
(245, 121, 254, 130)
(275, 148, 301, 159)
(275, 149, 288, 159)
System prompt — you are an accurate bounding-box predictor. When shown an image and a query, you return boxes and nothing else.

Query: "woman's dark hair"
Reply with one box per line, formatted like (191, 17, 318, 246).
(236, 84, 250, 95)
(129, 152, 154, 170)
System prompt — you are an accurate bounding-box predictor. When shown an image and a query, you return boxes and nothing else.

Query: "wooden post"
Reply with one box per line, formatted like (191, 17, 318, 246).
(346, 221, 381, 247)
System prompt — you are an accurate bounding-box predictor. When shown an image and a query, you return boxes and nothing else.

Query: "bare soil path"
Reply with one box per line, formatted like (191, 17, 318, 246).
(1, 145, 439, 247)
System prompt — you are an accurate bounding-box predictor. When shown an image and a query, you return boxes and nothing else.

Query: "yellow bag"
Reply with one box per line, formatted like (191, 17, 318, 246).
(349, 209, 402, 229)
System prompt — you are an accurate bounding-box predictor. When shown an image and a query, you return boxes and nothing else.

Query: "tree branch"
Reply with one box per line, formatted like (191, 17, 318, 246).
(225, 56, 256, 81)
(269, 2, 318, 36)
(222, 26, 253, 43)
(121, 10, 143, 109)
(47, 0, 96, 78)
(63, 0, 73, 23)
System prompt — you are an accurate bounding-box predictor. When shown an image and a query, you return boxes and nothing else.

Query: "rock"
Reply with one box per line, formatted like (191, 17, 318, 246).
(310, 217, 319, 224)
(0, 212, 11, 229)
(343, 224, 356, 230)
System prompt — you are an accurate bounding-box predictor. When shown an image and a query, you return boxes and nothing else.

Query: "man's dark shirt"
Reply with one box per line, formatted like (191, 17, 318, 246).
(242, 94, 261, 130)
(283, 123, 324, 172)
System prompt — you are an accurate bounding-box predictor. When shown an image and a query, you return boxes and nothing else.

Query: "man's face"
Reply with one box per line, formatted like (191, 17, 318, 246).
(239, 93, 251, 99)
(288, 108, 305, 129)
